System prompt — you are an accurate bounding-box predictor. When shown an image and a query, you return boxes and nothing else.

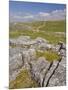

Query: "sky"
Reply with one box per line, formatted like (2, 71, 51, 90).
(9, 1, 66, 22)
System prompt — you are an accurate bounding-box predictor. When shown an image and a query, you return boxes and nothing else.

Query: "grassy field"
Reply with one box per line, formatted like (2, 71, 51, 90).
(39, 21, 66, 32)
(9, 20, 66, 44)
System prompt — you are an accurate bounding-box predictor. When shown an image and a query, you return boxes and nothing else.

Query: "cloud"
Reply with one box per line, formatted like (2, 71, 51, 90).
(36, 9, 66, 21)
(10, 9, 66, 22)
(50, 9, 66, 20)
(9, 12, 34, 22)
(38, 12, 50, 17)
(23, 15, 34, 19)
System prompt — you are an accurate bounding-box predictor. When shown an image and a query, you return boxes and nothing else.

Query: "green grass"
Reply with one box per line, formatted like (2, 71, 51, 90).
(9, 69, 38, 89)
(9, 29, 65, 44)
(10, 20, 66, 32)
(36, 50, 61, 62)
(9, 20, 66, 44)
(39, 21, 66, 32)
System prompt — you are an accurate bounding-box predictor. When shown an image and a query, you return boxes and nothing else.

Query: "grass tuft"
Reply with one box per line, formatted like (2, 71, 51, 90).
(9, 69, 38, 89)
(36, 50, 61, 62)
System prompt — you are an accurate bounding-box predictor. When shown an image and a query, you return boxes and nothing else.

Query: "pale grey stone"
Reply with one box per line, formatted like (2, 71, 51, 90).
(60, 49, 66, 56)
(48, 65, 66, 86)
(48, 56, 66, 86)
(44, 60, 59, 86)
(30, 57, 50, 86)
(9, 36, 66, 87)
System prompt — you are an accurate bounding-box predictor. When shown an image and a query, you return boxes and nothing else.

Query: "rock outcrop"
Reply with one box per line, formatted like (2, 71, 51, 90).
(48, 56, 66, 86)
(9, 36, 53, 50)
(9, 36, 66, 87)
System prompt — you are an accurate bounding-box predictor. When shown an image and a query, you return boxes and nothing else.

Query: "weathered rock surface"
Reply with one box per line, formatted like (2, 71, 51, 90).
(9, 36, 53, 50)
(9, 36, 66, 87)
(9, 47, 24, 81)
(48, 56, 66, 86)
(9, 47, 36, 81)
(29, 57, 51, 86)
(43, 60, 60, 86)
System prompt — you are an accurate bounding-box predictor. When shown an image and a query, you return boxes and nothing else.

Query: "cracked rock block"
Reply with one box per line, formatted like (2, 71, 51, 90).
(30, 57, 50, 86)
(48, 64, 66, 86)
(38, 43, 52, 51)
(48, 56, 66, 86)
(63, 43, 66, 49)
(59, 56, 66, 68)
(53, 42, 65, 52)
(60, 49, 66, 56)
(22, 48, 36, 69)
(10, 36, 52, 50)
(9, 53, 24, 81)
(9, 53, 23, 74)
(9, 36, 31, 45)
(44, 60, 59, 87)
(9, 39, 16, 46)
(22, 49, 36, 62)
(9, 47, 24, 57)
(55, 45, 61, 52)
(9, 47, 27, 81)
(28, 49, 36, 61)
(22, 50, 31, 69)
(35, 37, 48, 44)
(35, 37, 52, 50)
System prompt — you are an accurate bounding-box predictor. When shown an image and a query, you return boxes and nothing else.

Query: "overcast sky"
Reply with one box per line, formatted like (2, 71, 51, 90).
(9, 1, 66, 22)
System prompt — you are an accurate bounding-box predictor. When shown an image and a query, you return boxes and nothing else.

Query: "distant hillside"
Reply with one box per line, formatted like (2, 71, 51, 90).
(9, 20, 66, 44)
(9, 22, 32, 31)
(9, 20, 66, 32)
(30, 20, 66, 32)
